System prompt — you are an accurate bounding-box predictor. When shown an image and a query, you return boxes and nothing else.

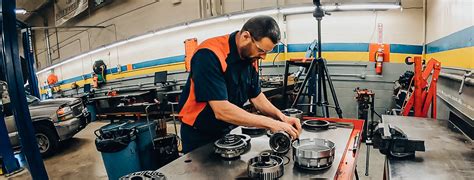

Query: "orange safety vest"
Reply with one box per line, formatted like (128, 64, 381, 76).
(179, 34, 258, 126)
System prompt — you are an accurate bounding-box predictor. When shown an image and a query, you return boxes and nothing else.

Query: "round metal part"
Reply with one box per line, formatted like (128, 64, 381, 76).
(248, 152, 284, 180)
(292, 138, 336, 170)
(281, 108, 303, 121)
(120, 171, 166, 180)
(269, 131, 291, 154)
(266, 130, 274, 137)
(242, 126, 266, 136)
(214, 134, 250, 158)
(302, 120, 330, 131)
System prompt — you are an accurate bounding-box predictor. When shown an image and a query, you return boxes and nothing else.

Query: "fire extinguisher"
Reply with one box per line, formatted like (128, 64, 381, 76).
(375, 47, 384, 75)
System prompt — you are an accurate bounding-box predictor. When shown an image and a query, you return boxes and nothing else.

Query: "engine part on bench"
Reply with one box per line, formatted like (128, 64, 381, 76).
(214, 134, 250, 158)
(281, 108, 303, 121)
(247, 152, 284, 180)
(266, 130, 273, 137)
(292, 138, 335, 170)
(302, 120, 330, 131)
(120, 171, 166, 180)
(269, 131, 291, 154)
(372, 123, 425, 158)
(242, 126, 266, 136)
(153, 134, 179, 169)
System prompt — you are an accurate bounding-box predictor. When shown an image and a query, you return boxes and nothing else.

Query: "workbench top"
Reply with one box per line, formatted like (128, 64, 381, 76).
(382, 115, 474, 180)
(157, 124, 357, 179)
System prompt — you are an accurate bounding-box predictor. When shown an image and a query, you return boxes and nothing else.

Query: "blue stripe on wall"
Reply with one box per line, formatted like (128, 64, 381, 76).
(390, 44, 423, 54)
(47, 43, 423, 88)
(132, 55, 184, 69)
(426, 25, 474, 54)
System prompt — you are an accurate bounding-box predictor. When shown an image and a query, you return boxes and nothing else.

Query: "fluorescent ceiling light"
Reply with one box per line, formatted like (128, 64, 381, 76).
(280, 6, 314, 14)
(188, 16, 229, 27)
(107, 40, 128, 49)
(15, 8, 27, 14)
(323, 5, 337, 11)
(338, 4, 400, 10)
(128, 32, 155, 43)
(37, 4, 399, 75)
(155, 25, 187, 35)
(229, 9, 278, 20)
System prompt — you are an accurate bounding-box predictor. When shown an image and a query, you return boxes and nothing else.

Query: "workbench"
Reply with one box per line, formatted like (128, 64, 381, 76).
(382, 115, 474, 180)
(157, 118, 364, 179)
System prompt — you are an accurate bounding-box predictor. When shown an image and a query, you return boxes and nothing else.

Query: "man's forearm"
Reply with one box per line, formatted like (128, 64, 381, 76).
(209, 100, 278, 128)
(251, 93, 285, 121)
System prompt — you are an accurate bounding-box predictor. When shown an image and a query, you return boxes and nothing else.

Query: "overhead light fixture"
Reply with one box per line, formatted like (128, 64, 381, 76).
(107, 40, 129, 49)
(323, 5, 337, 11)
(127, 32, 155, 43)
(229, 9, 278, 20)
(188, 16, 229, 27)
(155, 25, 187, 35)
(36, 4, 400, 75)
(338, 4, 401, 11)
(15, 8, 27, 15)
(279, 6, 314, 14)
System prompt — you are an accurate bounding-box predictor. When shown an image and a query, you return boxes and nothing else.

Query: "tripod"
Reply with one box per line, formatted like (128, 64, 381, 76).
(290, 1, 343, 118)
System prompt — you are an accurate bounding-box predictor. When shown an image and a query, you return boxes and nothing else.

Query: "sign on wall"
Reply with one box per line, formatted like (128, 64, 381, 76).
(54, 0, 89, 26)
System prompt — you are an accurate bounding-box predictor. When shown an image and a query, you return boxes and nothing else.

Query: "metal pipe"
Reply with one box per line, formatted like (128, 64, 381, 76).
(53, 27, 61, 61)
(439, 73, 474, 86)
(442, 66, 473, 72)
(44, 29, 52, 66)
(29, 26, 106, 30)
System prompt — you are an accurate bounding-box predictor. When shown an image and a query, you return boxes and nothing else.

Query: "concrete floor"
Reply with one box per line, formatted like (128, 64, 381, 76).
(2, 121, 385, 180)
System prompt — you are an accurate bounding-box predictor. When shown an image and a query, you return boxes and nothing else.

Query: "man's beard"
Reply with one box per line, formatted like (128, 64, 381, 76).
(240, 43, 259, 63)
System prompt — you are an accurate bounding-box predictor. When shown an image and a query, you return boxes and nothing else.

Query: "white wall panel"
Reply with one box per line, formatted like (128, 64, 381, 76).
(426, 0, 474, 43)
(287, 9, 422, 44)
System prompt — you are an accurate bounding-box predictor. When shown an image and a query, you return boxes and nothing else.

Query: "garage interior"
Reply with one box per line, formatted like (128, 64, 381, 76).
(0, 0, 473, 179)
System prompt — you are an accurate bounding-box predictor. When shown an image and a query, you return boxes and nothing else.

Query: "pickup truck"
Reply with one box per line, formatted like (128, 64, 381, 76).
(2, 82, 90, 157)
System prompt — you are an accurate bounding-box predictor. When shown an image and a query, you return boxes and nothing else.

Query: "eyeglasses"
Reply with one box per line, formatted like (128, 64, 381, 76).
(250, 36, 274, 54)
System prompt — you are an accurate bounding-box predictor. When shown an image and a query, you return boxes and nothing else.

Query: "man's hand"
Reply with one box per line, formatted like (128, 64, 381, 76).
(268, 120, 300, 139)
(280, 115, 302, 134)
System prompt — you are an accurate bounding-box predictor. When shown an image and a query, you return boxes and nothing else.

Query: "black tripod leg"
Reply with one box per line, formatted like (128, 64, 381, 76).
(355, 167, 360, 180)
(319, 59, 330, 117)
(282, 61, 290, 108)
(291, 59, 317, 108)
(322, 59, 343, 118)
(316, 61, 325, 117)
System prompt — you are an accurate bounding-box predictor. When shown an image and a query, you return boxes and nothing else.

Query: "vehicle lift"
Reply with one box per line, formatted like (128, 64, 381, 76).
(400, 56, 441, 118)
(0, 0, 48, 179)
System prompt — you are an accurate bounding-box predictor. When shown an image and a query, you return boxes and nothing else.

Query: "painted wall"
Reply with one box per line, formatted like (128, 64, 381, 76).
(426, 0, 474, 123)
(425, 0, 473, 69)
(29, 0, 434, 120)
(35, 8, 424, 87)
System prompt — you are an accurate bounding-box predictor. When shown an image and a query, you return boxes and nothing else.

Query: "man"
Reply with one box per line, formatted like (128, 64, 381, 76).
(178, 15, 302, 153)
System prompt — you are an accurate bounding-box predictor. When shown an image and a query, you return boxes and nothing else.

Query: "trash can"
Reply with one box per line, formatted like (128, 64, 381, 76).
(86, 103, 97, 122)
(122, 121, 157, 170)
(95, 124, 140, 180)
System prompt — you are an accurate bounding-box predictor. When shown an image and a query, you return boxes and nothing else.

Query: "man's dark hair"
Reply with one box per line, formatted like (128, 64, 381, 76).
(241, 15, 281, 44)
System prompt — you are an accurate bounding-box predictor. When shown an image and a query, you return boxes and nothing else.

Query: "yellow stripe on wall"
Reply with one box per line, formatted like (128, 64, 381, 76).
(43, 51, 434, 94)
(425, 46, 474, 69)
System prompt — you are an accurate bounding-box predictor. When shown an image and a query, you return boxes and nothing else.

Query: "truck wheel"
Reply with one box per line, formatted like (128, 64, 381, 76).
(34, 125, 59, 157)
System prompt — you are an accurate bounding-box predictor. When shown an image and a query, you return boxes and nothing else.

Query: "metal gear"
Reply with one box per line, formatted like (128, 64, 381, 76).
(248, 152, 284, 180)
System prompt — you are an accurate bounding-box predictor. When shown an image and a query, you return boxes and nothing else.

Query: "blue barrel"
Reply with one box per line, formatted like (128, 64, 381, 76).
(86, 104, 97, 122)
(95, 123, 140, 180)
(100, 141, 140, 180)
(122, 121, 157, 170)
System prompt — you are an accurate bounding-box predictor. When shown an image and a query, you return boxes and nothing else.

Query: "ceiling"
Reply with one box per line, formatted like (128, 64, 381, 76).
(15, 0, 50, 21)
